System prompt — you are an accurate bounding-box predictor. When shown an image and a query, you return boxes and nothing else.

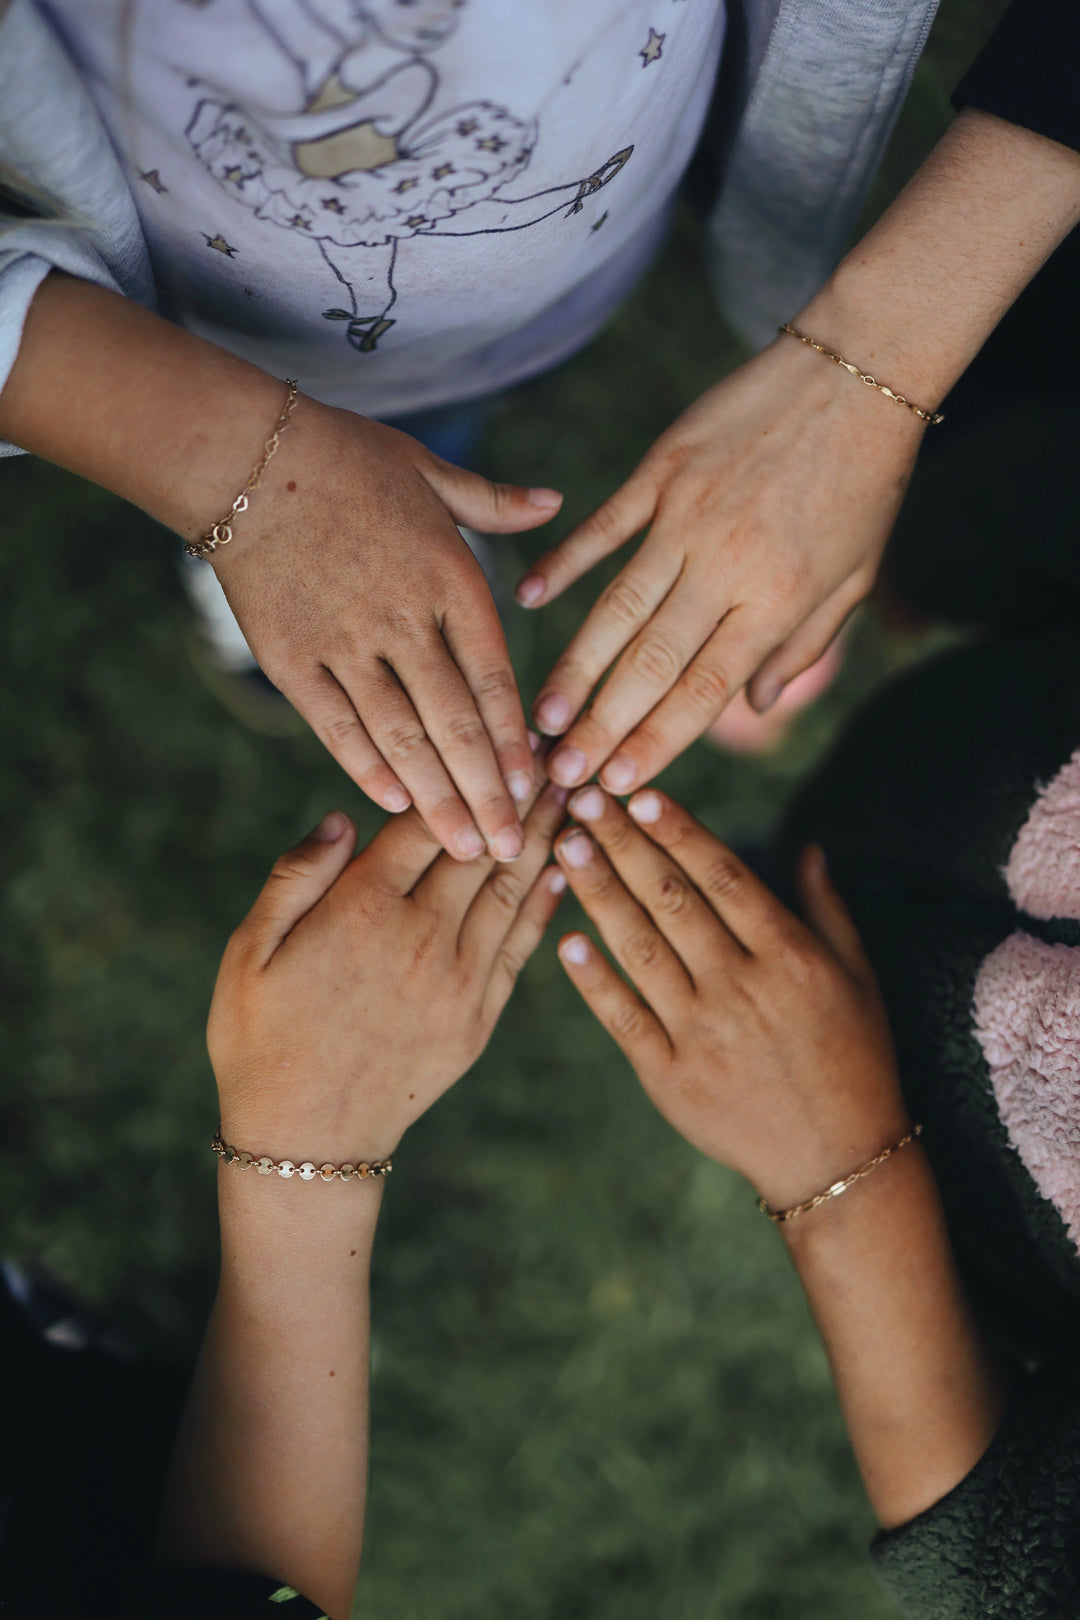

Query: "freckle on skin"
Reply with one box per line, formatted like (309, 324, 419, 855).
(329, 1370, 335, 1377)
(286, 480, 297, 491)
(350, 1250, 357, 1257)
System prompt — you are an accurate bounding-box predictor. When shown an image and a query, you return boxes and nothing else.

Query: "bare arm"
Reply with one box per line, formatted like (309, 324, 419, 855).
(0, 273, 561, 857)
(550, 786, 1002, 1526)
(524, 109, 1080, 792)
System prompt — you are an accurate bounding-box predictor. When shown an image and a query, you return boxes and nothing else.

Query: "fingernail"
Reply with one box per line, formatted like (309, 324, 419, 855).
(753, 680, 782, 714)
(507, 769, 534, 803)
(559, 830, 594, 868)
(535, 692, 571, 734)
(560, 934, 591, 965)
(456, 825, 486, 860)
(515, 575, 545, 607)
(551, 786, 569, 806)
(548, 868, 568, 895)
(527, 487, 563, 510)
(528, 729, 541, 754)
(569, 786, 605, 821)
(383, 785, 411, 813)
(492, 825, 525, 862)
(601, 756, 637, 792)
(549, 746, 587, 787)
(314, 810, 348, 842)
(628, 791, 663, 824)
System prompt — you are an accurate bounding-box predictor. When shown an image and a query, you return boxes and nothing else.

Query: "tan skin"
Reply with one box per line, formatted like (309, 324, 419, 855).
(552, 784, 1003, 1529)
(159, 776, 569, 1619)
(525, 110, 1080, 793)
(0, 274, 562, 862)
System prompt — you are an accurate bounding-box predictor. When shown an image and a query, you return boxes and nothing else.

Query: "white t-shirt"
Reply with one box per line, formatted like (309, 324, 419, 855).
(41, 0, 725, 416)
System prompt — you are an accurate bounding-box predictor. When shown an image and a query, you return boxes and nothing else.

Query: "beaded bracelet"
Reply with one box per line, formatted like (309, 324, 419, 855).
(212, 1133, 393, 1182)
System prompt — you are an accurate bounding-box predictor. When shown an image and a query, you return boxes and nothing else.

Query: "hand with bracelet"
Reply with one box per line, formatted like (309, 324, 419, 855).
(0, 274, 562, 865)
(522, 109, 1080, 792)
(157, 774, 568, 1618)
(551, 785, 1003, 1530)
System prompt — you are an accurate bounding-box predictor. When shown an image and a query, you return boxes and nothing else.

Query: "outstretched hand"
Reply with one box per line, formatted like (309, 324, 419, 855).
(550, 785, 908, 1212)
(213, 402, 564, 860)
(518, 336, 924, 792)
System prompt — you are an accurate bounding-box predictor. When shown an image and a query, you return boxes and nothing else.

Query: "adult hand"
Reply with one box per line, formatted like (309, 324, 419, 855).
(207, 776, 567, 1165)
(214, 400, 563, 861)
(519, 338, 922, 792)
(550, 785, 908, 1212)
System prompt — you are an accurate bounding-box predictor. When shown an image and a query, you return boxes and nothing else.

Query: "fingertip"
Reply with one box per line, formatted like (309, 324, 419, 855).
(527, 487, 563, 512)
(515, 574, 546, 607)
(383, 784, 411, 813)
(314, 809, 349, 843)
(627, 790, 664, 825)
(547, 867, 568, 896)
(559, 931, 591, 966)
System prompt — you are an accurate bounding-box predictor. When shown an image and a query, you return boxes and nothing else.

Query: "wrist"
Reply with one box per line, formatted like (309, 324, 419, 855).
(794, 272, 950, 420)
(217, 1160, 383, 1289)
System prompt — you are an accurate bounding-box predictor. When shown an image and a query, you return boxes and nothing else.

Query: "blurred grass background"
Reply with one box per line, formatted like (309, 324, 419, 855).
(0, 3, 1005, 1614)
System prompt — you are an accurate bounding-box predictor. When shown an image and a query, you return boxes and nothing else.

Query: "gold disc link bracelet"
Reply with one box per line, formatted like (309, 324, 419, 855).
(186, 378, 300, 561)
(757, 1123, 923, 1224)
(212, 1132, 393, 1183)
(778, 324, 944, 426)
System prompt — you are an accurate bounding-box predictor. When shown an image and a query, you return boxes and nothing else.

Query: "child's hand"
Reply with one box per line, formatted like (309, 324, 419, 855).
(551, 786, 909, 1212)
(518, 338, 921, 793)
(207, 781, 567, 1165)
(210, 401, 563, 863)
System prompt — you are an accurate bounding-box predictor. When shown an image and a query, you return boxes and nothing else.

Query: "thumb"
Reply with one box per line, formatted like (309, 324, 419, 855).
(241, 811, 356, 965)
(795, 844, 873, 982)
(426, 457, 563, 534)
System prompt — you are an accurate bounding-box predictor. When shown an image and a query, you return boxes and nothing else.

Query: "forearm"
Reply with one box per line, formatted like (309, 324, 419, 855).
(159, 1169, 383, 1620)
(783, 1141, 1004, 1530)
(0, 272, 286, 540)
(800, 108, 1080, 405)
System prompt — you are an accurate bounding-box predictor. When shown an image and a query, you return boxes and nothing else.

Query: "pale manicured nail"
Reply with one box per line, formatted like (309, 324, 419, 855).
(560, 934, 591, 965)
(569, 786, 605, 821)
(456, 825, 486, 859)
(515, 575, 545, 607)
(601, 756, 637, 792)
(527, 487, 563, 510)
(628, 791, 663, 824)
(549, 746, 587, 786)
(492, 825, 525, 862)
(548, 868, 568, 895)
(559, 830, 594, 868)
(315, 810, 348, 842)
(753, 680, 782, 714)
(535, 692, 571, 733)
(383, 785, 411, 813)
(507, 769, 534, 803)
(528, 729, 541, 754)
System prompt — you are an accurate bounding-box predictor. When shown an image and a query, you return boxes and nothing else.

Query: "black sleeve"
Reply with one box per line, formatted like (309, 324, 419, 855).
(952, 0, 1080, 154)
(871, 1363, 1080, 1619)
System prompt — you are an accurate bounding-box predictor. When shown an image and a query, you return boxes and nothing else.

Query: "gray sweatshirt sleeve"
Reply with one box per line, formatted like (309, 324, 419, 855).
(871, 1363, 1080, 1619)
(0, 0, 155, 456)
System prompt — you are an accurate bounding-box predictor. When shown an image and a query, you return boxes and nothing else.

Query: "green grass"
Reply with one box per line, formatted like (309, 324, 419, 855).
(0, 5, 1000, 1611)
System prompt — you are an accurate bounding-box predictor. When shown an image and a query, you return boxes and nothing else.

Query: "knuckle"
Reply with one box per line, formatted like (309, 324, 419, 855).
(496, 941, 527, 980)
(653, 870, 692, 916)
(381, 720, 429, 763)
(442, 713, 487, 753)
(588, 500, 625, 546)
(610, 999, 648, 1041)
(703, 852, 744, 902)
(683, 661, 731, 713)
(472, 664, 517, 707)
(320, 710, 361, 750)
(601, 575, 650, 628)
(622, 927, 662, 971)
(630, 629, 683, 687)
(487, 867, 525, 914)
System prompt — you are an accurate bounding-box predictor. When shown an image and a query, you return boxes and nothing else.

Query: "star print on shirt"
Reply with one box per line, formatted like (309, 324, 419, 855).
(394, 177, 420, 194)
(203, 232, 238, 256)
(321, 196, 345, 213)
(222, 165, 246, 185)
(139, 169, 167, 194)
(640, 28, 665, 66)
(432, 163, 454, 180)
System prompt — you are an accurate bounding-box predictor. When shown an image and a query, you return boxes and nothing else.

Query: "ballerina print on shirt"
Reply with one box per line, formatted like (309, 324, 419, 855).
(185, 0, 634, 353)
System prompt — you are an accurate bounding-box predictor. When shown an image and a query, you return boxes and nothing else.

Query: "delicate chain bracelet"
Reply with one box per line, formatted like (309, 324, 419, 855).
(757, 1124, 923, 1224)
(185, 379, 299, 561)
(778, 324, 944, 426)
(212, 1132, 393, 1183)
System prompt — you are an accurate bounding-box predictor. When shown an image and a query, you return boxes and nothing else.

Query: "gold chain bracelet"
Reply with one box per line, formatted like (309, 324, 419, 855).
(185, 379, 299, 561)
(778, 324, 944, 426)
(211, 1132, 393, 1183)
(757, 1123, 923, 1224)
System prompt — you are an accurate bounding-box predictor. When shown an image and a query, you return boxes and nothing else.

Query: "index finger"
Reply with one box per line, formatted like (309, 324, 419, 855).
(625, 790, 801, 954)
